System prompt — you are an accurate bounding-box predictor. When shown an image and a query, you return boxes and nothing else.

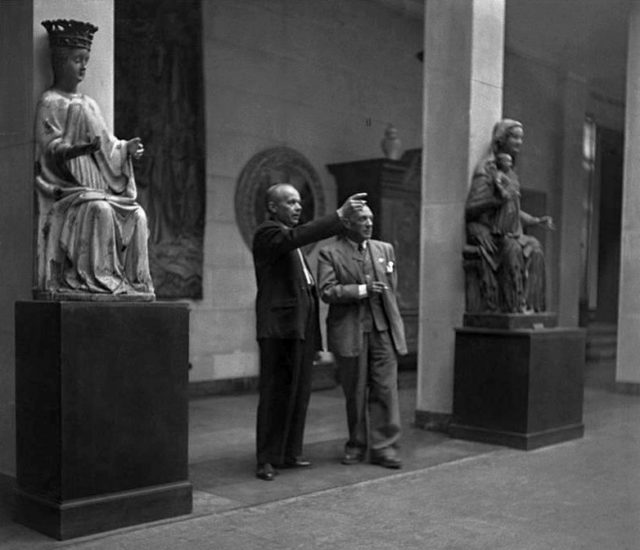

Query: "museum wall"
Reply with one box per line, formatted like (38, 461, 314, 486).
(190, 0, 423, 385)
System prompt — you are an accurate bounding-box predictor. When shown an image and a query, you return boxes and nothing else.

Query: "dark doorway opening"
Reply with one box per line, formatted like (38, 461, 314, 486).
(594, 127, 624, 324)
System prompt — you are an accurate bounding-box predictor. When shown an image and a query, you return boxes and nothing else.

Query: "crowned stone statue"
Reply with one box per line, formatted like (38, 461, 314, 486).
(34, 19, 154, 300)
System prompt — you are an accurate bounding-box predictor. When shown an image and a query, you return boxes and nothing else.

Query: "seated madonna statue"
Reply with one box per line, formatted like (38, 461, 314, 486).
(464, 119, 554, 313)
(34, 19, 154, 299)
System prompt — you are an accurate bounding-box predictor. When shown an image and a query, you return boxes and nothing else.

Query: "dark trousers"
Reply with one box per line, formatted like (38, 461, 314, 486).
(256, 299, 316, 465)
(335, 330, 401, 453)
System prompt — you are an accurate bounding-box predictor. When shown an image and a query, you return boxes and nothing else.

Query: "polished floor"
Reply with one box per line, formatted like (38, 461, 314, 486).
(0, 358, 638, 549)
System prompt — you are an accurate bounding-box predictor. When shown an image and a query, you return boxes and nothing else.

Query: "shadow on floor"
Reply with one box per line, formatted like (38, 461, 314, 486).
(187, 370, 499, 516)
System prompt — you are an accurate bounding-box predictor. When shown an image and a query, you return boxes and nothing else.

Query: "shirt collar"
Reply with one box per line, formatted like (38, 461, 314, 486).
(346, 237, 368, 251)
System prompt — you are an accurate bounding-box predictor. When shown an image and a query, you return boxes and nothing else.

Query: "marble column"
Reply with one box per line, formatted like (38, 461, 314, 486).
(616, 1, 640, 392)
(558, 73, 589, 327)
(416, 0, 505, 426)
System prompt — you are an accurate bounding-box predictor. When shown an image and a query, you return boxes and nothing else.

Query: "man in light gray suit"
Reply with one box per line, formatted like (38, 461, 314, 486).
(317, 205, 407, 469)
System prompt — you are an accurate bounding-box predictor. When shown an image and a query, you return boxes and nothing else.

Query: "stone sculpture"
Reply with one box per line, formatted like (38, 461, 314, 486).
(464, 119, 554, 314)
(34, 19, 154, 300)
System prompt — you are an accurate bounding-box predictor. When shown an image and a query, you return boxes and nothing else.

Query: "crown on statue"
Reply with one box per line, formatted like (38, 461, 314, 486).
(42, 19, 98, 51)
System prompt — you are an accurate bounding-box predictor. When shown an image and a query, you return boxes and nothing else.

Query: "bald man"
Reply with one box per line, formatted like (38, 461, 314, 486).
(252, 184, 366, 481)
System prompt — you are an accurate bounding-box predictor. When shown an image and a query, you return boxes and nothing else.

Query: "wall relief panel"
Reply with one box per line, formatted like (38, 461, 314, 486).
(235, 147, 326, 251)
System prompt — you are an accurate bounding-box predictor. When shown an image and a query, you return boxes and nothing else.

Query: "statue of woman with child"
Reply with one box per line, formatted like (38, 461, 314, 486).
(464, 119, 554, 314)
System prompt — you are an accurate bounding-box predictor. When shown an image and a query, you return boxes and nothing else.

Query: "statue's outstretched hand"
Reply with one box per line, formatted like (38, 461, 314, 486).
(538, 216, 555, 230)
(126, 137, 144, 160)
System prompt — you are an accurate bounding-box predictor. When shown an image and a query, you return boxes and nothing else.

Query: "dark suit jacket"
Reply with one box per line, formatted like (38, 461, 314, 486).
(317, 236, 407, 357)
(253, 212, 344, 346)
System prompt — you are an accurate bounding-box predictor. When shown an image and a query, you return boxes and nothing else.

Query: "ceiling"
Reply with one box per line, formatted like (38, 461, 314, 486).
(507, 0, 629, 100)
(379, 0, 632, 101)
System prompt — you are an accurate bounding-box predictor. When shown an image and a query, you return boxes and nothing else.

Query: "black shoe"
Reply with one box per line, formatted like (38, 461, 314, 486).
(256, 463, 276, 481)
(279, 457, 312, 468)
(341, 450, 365, 465)
(370, 449, 402, 469)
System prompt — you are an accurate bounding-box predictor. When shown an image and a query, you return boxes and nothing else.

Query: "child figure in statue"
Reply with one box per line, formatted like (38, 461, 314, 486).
(493, 152, 514, 199)
(465, 119, 554, 313)
(34, 19, 154, 299)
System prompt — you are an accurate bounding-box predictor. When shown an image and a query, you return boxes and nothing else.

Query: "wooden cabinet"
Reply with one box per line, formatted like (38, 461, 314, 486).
(327, 149, 421, 367)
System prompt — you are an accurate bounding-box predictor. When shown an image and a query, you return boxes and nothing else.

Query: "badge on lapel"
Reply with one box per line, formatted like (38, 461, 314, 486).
(378, 257, 394, 274)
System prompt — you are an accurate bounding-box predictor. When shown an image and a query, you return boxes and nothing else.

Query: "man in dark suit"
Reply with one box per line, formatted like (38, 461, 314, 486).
(317, 205, 407, 469)
(252, 183, 367, 481)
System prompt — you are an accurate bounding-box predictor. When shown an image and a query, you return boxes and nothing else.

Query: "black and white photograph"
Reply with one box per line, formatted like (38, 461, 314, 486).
(0, 0, 637, 548)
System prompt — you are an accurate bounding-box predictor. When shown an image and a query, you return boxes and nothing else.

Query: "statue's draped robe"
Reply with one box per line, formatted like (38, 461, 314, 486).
(465, 156, 545, 313)
(35, 89, 153, 296)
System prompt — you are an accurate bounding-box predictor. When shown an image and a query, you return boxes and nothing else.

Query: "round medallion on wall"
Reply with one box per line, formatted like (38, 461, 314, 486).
(234, 146, 326, 250)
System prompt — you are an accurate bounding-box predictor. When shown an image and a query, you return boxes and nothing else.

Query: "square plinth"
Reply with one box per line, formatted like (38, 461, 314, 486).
(450, 326, 585, 450)
(14, 301, 193, 540)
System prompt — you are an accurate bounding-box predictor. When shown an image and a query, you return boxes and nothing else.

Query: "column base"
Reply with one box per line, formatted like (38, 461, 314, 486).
(414, 409, 451, 432)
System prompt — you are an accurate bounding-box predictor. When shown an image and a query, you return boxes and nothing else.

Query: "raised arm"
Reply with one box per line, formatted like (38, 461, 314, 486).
(253, 214, 344, 263)
(253, 192, 368, 263)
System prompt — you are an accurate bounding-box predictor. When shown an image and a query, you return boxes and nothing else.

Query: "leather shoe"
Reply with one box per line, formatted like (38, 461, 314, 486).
(280, 457, 312, 468)
(256, 463, 276, 481)
(341, 450, 365, 465)
(370, 449, 402, 469)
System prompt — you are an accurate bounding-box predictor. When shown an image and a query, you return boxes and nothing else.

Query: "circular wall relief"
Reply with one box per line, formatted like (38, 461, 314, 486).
(234, 146, 327, 250)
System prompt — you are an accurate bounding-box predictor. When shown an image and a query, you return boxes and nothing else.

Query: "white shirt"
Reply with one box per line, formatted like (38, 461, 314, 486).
(297, 248, 314, 286)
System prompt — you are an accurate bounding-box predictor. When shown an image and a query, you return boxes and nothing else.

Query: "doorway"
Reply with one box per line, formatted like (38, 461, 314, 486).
(592, 127, 624, 324)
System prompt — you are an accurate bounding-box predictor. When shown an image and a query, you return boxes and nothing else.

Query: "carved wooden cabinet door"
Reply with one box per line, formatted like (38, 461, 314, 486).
(380, 192, 420, 355)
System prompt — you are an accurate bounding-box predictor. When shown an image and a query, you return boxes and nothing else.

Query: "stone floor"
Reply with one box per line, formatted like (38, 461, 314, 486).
(0, 359, 638, 549)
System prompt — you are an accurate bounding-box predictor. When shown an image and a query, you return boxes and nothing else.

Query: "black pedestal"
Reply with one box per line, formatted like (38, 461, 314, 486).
(450, 326, 585, 450)
(14, 301, 192, 540)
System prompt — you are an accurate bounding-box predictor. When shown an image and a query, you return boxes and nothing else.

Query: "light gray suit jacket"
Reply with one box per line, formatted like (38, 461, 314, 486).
(317, 236, 407, 358)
